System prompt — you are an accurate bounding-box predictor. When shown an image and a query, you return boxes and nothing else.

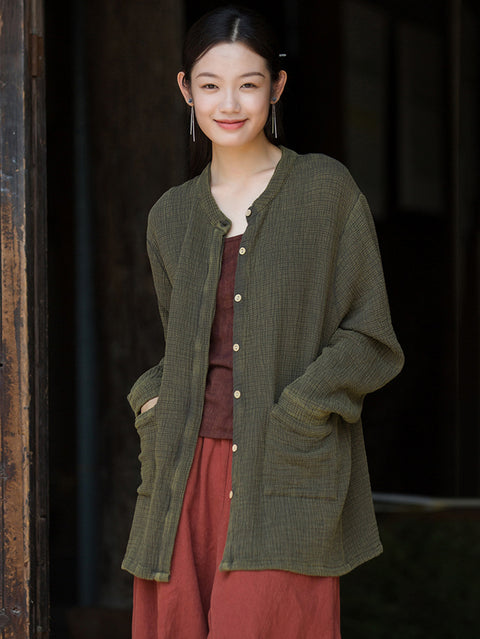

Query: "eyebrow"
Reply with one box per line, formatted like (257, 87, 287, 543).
(194, 71, 266, 80)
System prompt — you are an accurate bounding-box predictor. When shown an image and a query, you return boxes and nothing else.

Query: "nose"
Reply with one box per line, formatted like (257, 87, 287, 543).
(219, 89, 240, 113)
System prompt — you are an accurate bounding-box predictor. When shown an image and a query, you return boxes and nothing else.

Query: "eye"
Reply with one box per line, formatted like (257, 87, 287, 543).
(241, 82, 257, 89)
(202, 83, 218, 90)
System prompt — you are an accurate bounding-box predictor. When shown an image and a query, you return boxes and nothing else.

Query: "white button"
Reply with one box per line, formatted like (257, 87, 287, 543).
(233, 343, 240, 352)
(239, 247, 246, 255)
(229, 490, 234, 499)
(234, 294, 242, 302)
(246, 209, 252, 217)
(234, 390, 241, 399)
(232, 444, 238, 452)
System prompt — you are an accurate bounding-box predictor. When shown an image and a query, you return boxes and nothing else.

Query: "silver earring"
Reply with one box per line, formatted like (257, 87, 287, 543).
(271, 100, 278, 139)
(188, 99, 196, 142)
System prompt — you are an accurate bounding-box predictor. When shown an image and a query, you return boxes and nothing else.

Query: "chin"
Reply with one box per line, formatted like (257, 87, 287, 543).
(212, 130, 267, 149)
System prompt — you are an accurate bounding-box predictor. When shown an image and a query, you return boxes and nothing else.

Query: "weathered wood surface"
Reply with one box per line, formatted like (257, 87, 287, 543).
(0, 0, 48, 636)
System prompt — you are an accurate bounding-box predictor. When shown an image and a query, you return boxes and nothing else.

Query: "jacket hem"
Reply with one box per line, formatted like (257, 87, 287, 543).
(218, 544, 383, 577)
(121, 543, 383, 582)
(121, 559, 170, 583)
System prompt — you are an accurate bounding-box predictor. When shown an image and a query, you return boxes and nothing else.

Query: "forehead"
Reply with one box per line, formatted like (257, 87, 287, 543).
(193, 42, 269, 76)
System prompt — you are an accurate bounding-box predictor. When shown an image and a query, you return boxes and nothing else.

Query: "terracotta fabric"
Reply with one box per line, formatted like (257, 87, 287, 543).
(132, 437, 341, 639)
(199, 235, 242, 439)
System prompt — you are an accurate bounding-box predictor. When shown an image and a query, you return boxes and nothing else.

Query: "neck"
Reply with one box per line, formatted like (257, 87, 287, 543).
(210, 136, 281, 186)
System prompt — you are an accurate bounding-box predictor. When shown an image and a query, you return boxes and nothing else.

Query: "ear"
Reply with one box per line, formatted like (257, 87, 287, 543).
(177, 71, 193, 105)
(271, 70, 287, 103)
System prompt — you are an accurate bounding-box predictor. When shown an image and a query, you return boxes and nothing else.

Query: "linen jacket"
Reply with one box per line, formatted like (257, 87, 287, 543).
(122, 147, 404, 582)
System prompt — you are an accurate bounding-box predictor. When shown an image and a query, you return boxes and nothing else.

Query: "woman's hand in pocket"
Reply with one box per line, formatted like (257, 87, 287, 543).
(140, 396, 159, 414)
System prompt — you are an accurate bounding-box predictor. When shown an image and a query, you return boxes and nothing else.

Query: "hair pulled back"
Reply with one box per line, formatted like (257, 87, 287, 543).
(181, 5, 285, 176)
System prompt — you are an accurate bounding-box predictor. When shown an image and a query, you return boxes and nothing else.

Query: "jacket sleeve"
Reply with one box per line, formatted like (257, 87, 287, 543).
(276, 193, 404, 425)
(127, 215, 172, 416)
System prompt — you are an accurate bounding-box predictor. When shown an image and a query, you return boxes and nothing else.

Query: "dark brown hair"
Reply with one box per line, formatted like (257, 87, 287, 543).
(181, 5, 285, 177)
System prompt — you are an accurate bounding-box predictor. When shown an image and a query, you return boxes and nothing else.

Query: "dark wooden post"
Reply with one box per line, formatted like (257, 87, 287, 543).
(0, 0, 49, 637)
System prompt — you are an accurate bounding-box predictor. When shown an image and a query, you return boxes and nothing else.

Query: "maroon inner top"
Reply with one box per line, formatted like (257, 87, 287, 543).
(199, 234, 243, 439)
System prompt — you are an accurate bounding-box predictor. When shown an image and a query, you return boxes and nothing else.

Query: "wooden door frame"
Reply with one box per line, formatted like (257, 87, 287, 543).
(0, 0, 49, 636)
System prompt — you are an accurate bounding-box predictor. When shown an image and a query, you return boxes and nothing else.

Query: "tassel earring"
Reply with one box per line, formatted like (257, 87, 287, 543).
(188, 99, 196, 142)
(271, 98, 278, 139)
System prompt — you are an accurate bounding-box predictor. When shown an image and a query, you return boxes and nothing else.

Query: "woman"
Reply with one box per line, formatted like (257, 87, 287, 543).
(123, 6, 404, 638)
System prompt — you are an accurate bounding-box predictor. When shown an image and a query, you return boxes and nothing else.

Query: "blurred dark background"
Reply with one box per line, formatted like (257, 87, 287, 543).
(45, 0, 479, 637)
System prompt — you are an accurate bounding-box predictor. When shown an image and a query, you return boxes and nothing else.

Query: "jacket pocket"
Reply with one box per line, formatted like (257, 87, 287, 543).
(135, 407, 157, 496)
(263, 404, 338, 499)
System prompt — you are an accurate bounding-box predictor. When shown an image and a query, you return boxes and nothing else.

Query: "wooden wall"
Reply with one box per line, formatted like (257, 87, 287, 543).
(0, 0, 48, 636)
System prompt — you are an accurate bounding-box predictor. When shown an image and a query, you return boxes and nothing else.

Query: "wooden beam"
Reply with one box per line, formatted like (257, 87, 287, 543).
(0, 0, 48, 636)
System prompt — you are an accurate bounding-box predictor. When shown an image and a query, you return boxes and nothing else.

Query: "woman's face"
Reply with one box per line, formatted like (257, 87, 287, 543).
(178, 42, 286, 150)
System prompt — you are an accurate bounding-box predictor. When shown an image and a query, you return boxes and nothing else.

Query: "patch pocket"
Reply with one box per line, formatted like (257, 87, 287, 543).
(263, 404, 338, 499)
(134, 407, 157, 496)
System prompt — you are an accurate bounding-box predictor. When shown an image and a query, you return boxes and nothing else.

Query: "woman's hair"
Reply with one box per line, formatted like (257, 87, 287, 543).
(181, 5, 285, 176)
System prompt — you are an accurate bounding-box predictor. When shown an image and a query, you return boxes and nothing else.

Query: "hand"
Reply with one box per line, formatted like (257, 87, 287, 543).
(140, 396, 159, 414)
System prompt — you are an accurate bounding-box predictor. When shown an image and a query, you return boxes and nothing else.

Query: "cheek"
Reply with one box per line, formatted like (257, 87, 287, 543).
(195, 107, 216, 131)
(254, 98, 272, 123)
(195, 94, 223, 114)
(250, 91, 272, 114)
(191, 100, 216, 136)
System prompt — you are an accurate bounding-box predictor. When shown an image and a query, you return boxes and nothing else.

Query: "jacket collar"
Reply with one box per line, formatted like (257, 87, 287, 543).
(197, 146, 297, 231)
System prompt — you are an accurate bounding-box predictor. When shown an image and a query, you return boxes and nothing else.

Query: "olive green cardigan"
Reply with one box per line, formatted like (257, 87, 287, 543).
(122, 147, 404, 581)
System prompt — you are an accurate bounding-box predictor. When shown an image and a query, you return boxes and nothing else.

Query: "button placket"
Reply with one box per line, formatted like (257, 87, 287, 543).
(231, 220, 249, 515)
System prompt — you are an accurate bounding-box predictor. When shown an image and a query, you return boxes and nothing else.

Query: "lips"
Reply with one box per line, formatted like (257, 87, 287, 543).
(215, 119, 247, 130)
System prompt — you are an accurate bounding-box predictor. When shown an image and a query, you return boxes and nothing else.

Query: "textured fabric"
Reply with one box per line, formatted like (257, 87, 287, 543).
(199, 234, 242, 439)
(122, 147, 405, 581)
(132, 437, 341, 639)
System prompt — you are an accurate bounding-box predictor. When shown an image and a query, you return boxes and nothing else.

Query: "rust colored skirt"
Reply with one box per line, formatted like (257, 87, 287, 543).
(132, 437, 341, 639)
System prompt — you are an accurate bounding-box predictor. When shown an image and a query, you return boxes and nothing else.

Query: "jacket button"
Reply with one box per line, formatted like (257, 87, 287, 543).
(232, 444, 238, 452)
(233, 343, 240, 352)
(229, 490, 234, 499)
(234, 390, 241, 399)
(246, 209, 252, 217)
(234, 294, 242, 302)
(239, 247, 246, 255)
